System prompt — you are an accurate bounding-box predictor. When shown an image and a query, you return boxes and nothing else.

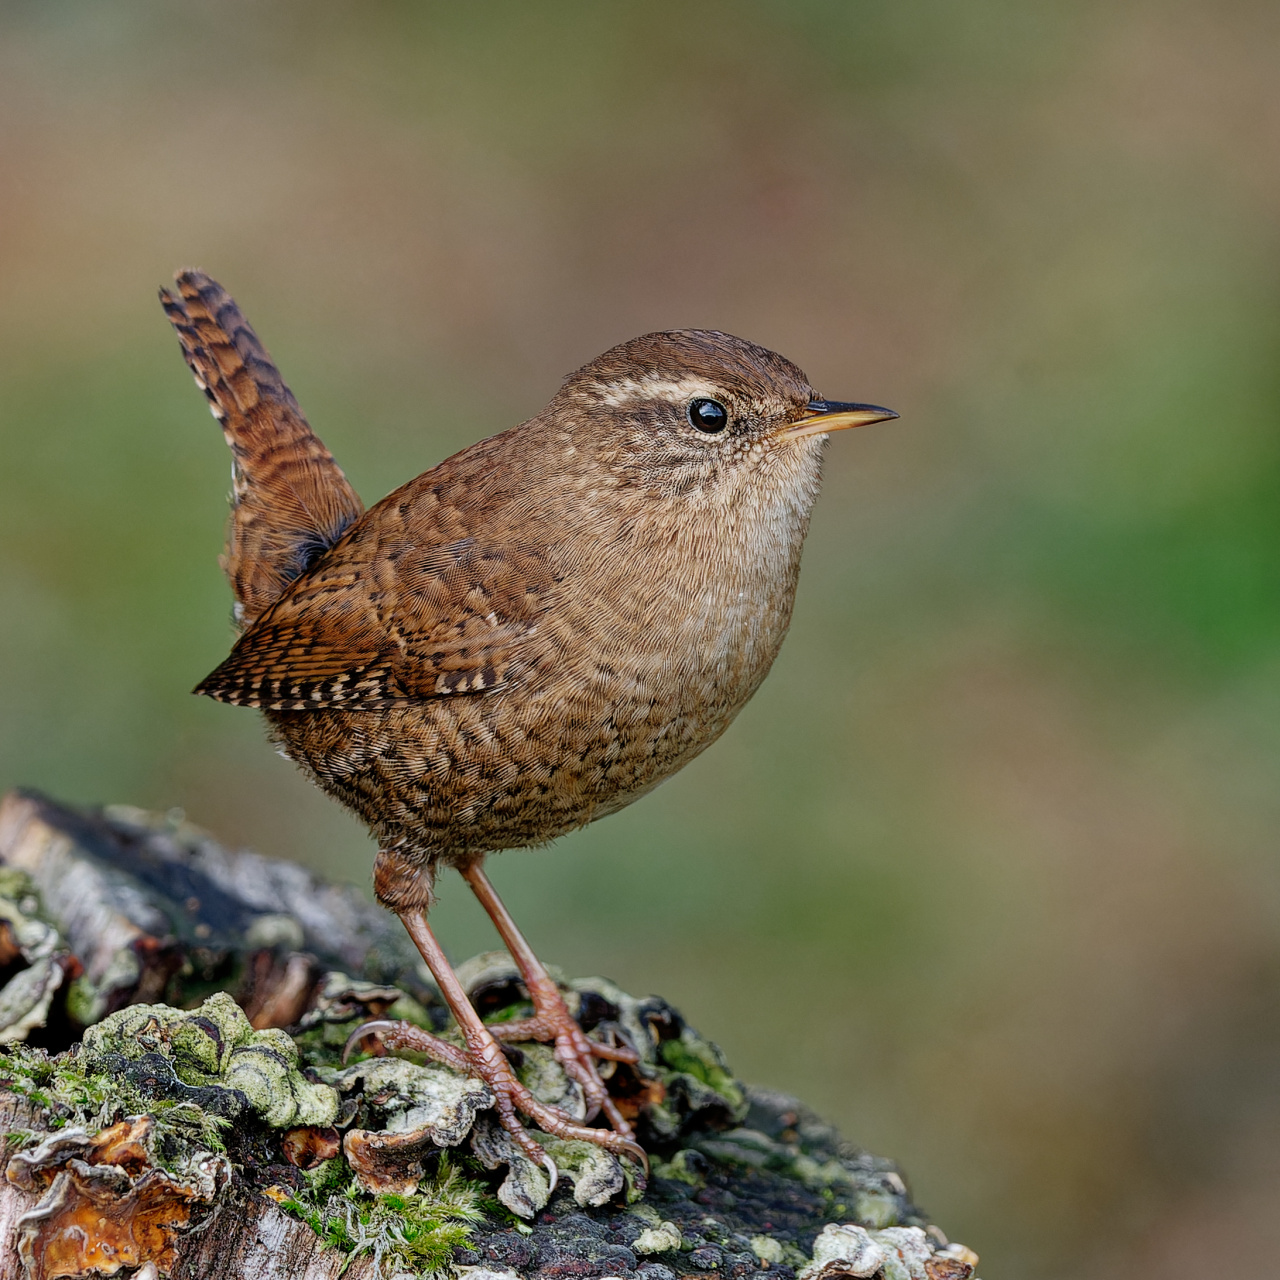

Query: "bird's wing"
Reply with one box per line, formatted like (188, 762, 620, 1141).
(161, 271, 365, 629)
(195, 531, 557, 710)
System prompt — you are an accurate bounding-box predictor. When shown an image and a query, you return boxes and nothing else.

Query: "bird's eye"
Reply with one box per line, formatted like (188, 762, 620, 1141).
(688, 398, 729, 434)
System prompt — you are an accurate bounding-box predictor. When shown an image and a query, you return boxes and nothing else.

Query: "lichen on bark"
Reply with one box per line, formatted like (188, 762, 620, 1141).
(0, 790, 979, 1280)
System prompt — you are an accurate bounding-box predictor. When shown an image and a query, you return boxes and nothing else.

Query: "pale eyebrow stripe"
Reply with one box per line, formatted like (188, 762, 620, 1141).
(596, 375, 722, 406)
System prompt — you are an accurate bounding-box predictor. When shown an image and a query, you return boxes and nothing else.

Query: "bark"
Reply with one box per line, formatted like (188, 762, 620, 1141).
(0, 792, 978, 1280)
(0, 1083, 378, 1280)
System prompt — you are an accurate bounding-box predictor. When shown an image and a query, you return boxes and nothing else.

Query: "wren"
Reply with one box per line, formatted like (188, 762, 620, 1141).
(162, 270, 896, 1181)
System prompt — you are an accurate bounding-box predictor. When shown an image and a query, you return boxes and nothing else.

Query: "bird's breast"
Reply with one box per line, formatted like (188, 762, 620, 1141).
(541, 463, 818, 778)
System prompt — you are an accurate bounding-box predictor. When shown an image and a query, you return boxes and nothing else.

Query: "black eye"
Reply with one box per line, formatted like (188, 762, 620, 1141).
(688, 398, 729, 434)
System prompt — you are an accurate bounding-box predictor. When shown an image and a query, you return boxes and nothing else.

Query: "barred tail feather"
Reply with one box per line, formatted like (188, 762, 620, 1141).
(161, 270, 364, 628)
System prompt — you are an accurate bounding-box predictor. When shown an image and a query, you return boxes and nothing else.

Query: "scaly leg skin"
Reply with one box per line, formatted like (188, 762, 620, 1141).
(460, 861, 640, 1138)
(347, 904, 647, 1180)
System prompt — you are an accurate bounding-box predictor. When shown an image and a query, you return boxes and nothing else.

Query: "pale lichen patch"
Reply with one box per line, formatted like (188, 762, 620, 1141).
(798, 1223, 885, 1279)
(80, 992, 338, 1129)
(633, 1220, 683, 1254)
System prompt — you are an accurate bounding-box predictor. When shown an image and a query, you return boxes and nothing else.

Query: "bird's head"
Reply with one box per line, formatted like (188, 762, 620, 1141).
(550, 330, 896, 507)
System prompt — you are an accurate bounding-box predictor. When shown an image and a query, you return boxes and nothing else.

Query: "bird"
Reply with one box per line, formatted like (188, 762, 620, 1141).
(161, 269, 896, 1180)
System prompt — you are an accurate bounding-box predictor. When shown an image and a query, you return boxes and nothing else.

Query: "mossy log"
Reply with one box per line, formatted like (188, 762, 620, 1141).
(0, 791, 979, 1280)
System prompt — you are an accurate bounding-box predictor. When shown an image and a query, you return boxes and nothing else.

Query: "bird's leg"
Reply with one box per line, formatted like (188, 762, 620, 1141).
(349, 904, 646, 1173)
(459, 861, 639, 1139)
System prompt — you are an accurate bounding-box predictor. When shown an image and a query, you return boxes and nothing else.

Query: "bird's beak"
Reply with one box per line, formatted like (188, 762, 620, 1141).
(774, 399, 899, 442)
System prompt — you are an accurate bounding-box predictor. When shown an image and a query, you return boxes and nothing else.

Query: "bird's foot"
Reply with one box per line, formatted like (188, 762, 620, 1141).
(487, 994, 640, 1138)
(453, 864, 642, 1139)
(345, 1018, 648, 1177)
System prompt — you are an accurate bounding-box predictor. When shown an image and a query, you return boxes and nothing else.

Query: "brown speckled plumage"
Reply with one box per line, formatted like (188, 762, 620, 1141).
(163, 269, 894, 1168)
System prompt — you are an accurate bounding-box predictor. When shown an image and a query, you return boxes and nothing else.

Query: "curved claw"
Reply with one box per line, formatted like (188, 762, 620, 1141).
(617, 1136, 649, 1178)
(519, 1095, 649, 1175)
(541, 1152, 559, 1196)
(343, 1018, 398, 1064)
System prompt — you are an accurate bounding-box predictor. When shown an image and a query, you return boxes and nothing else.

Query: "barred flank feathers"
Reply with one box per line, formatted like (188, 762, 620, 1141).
(161, 270, 364, 629)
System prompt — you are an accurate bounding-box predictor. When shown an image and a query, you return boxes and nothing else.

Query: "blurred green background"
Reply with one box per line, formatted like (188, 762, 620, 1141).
(3, 2, 1280, 1274)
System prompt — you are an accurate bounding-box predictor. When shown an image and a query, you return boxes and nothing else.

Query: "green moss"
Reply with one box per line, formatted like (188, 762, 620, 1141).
(0, 1042, 230, 1154)
(482, 1002, 534, 1025)
(281, 1153, 486, 1279)
(658, 1030, 746, 1111)
(652, 1148, 708, 1188)
(302, 1155, 350, 1198)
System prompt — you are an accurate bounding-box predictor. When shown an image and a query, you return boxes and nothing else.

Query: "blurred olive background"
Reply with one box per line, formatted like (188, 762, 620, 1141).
(3, 1, 1280, 1275)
